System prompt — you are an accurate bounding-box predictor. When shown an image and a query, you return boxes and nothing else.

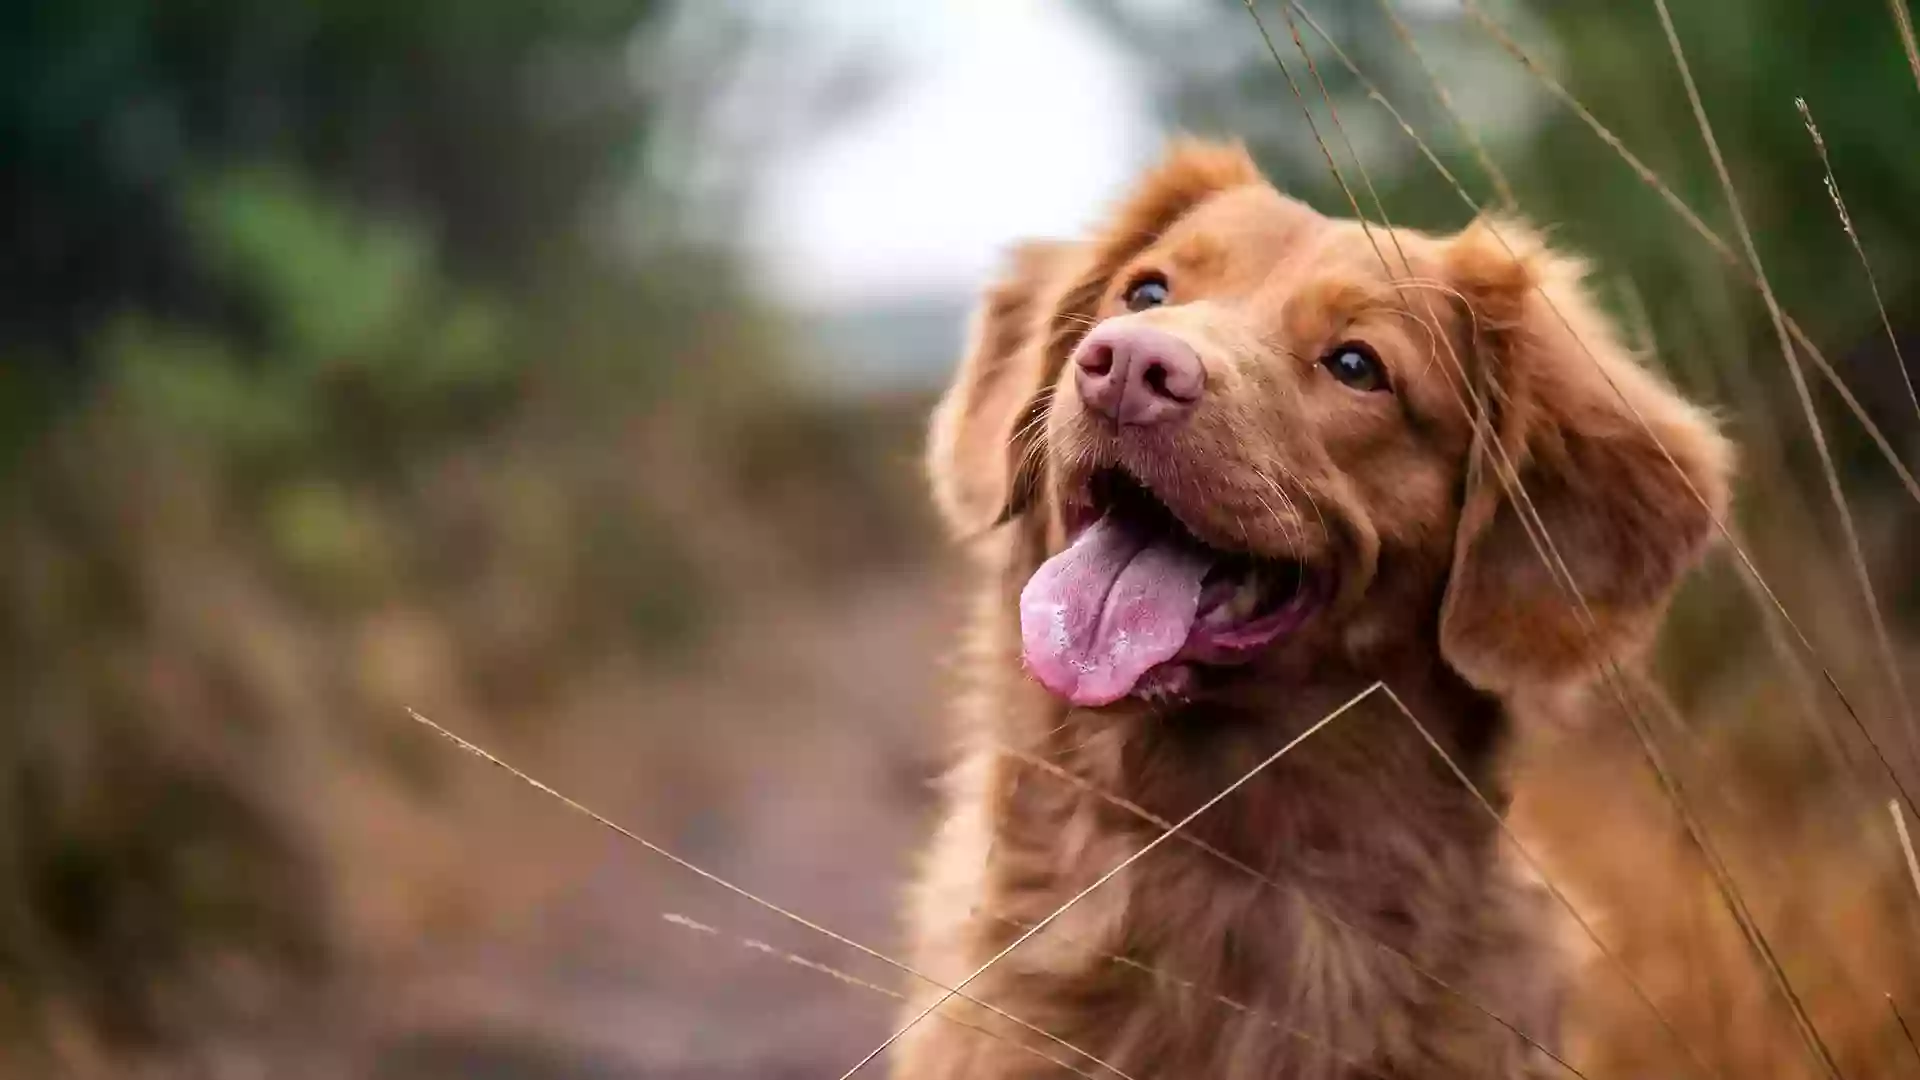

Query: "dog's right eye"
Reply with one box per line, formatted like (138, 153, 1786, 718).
(1321, 341, 1390, 393)
(1123, 274, 1169, 312)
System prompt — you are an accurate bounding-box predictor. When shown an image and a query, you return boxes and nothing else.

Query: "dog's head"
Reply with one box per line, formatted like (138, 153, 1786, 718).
(929, 140, 1733, 708)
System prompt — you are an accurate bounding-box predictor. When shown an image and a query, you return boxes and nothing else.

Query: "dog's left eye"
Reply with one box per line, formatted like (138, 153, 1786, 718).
(1123, 274, 1170, 312)
(1321, 342, 1389, 393)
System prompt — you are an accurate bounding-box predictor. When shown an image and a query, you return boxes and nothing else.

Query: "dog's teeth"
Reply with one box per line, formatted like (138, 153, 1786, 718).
(1198, 574, 1266, 628)
(1224, 577, 1263, 620)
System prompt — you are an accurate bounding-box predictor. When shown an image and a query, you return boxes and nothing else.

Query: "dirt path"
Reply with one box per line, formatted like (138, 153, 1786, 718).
(366, 569, 963, 1078)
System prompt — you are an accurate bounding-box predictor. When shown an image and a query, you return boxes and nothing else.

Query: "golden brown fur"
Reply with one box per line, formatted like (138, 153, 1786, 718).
(899, 140, 1733, 1079)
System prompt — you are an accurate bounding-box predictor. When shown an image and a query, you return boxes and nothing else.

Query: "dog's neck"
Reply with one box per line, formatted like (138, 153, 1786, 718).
(938, 529, 1566, 1077)
(987, 525, 1515, 955)
(1005, 645, 1508, 884)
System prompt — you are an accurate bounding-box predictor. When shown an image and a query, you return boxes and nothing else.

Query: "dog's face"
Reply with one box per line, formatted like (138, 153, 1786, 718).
(930, 141, 1733, 708)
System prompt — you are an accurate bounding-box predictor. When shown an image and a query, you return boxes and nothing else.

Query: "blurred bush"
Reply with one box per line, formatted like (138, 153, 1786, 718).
(0, 0, 928, 1073)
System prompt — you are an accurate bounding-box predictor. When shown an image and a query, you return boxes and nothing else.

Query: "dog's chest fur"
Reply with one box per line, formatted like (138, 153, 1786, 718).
(893, 587, 1566, 1080)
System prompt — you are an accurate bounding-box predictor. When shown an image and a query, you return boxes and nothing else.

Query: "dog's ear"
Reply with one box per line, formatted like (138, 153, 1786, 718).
(926, 240, 1080, 538)
(927, 138, 1264, 538)
(1437, 218, 1735, 694)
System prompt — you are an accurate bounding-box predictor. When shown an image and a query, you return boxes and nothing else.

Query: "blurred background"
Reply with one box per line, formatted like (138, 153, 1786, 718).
(6, 0, 1920, 1076)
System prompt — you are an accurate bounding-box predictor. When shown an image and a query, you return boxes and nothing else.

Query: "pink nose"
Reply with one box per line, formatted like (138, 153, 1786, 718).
(1072, 323, 1205, 426)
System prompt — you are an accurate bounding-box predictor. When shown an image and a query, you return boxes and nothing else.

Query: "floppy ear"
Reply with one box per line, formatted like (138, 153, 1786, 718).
(926, 138, 1265, 538)
(926, 240, 1080, 538)
(1438, 219, 1735, 694)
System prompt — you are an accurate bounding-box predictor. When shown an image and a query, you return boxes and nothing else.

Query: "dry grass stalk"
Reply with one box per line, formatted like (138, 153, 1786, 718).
(402, 708, 1136, 1080)
(1794, 97, 1920, 436)
(1891, 800, 1920, 909)
(1293, 0, 1894, 802)
(835, 684, 1381, 1079)
(1456, 0, 1920, 509)
(1891, 0, 1920, 95)
(989, 737, 1577, 1071)
(656, 913, 1107, 1080)
(1240, 6, 1826, 1075)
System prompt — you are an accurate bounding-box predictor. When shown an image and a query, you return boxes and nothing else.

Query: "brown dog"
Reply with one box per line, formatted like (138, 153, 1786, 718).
(893, 140, 1733, 1079)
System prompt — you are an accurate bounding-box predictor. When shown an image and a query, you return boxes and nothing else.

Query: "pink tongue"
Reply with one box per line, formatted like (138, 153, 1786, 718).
(1019, 513, 1215, 706)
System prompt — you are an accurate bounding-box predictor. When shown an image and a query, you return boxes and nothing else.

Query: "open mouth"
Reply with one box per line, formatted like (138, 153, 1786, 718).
(1019, 468, 1325, 707)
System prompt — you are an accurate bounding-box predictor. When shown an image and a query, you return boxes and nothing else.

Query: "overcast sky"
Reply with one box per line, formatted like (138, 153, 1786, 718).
(741, 0, 1480, 314)
(746, 0, 1159, 311)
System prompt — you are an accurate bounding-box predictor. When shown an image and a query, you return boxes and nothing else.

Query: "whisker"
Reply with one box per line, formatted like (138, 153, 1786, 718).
(1249, 486, 1303, 560)
(1050, 709, 1129, 762)
(1008, 395, 1057, 462)
(1263, 469, 1325, 561)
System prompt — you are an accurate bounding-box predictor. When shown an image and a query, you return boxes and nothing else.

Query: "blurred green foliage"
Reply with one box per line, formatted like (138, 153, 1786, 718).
(0, 0, 821, 1067)
(0, 0, 928, 1057)
(2, 0, 657, 372)
(111, 170, 516, 475)
(1499, 0, 1920, 497)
